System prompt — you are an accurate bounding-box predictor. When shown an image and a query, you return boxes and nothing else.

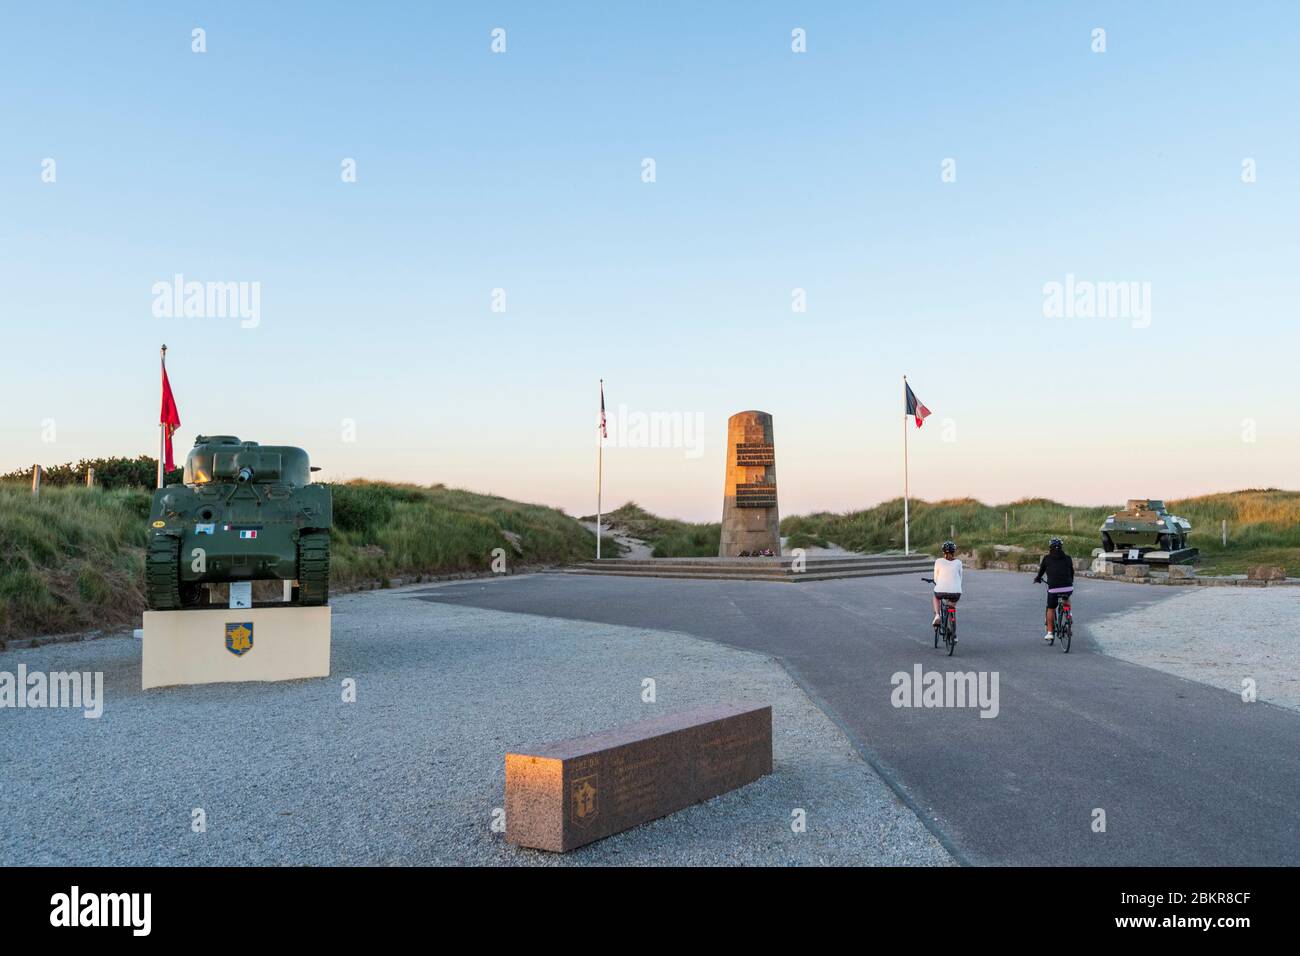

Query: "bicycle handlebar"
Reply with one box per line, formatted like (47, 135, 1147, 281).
(920, 577, 934, 584)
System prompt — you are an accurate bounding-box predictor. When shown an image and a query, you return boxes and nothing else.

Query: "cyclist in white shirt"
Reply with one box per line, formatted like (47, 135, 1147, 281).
(931, 540, 962, 627)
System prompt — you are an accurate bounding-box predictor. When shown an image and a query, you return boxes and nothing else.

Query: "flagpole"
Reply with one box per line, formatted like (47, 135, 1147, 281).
(596, 379, 604, 561)
(158, 344, 167, 489)
(903, 375, 910, 556)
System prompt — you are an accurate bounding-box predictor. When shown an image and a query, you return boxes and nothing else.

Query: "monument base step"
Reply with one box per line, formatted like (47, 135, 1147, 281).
(557, 554, 932, 583)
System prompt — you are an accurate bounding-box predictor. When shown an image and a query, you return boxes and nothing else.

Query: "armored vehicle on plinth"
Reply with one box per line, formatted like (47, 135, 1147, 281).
(1099, 498, 1197, 565)
(145, 436, 332, 609)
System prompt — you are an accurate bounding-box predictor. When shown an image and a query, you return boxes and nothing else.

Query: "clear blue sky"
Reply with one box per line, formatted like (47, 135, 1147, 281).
(3, 2, 1297, 520)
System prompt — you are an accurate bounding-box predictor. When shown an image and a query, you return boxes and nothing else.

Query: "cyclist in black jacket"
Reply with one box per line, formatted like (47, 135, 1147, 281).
(1033, 537, 1074, 643)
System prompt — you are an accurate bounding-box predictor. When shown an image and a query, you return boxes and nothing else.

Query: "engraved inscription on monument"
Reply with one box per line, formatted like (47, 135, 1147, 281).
(505, 704, 773, 852)
(734, 482, 778, 508)
(735, 442, 775, 467)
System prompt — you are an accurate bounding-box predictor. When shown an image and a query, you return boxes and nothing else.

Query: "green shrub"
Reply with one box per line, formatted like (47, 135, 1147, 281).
(330, 482, 397, 535)
(651, 526, 721, 558)
(0, 456, 181, 489)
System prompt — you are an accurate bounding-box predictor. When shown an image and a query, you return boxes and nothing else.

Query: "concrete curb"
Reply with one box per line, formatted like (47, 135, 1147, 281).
(967, 562, 1299, 588)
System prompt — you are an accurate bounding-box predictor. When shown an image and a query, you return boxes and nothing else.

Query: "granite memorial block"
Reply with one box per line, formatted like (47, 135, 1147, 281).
(505, 703, 773, 852)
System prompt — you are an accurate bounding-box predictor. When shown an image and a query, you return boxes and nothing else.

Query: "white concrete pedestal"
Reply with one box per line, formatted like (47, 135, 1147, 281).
(142, 605, 331, 690)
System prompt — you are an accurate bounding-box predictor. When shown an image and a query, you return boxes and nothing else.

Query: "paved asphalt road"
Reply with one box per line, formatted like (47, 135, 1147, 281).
(414, 570, 1300, 865)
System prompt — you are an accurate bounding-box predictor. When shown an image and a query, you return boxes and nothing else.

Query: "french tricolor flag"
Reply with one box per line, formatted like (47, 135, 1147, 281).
(905, 381, 931, 428)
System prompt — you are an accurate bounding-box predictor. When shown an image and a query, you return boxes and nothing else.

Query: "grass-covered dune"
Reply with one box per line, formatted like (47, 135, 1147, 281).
(329, 483, 595, 583)
(0, 481, 597, 640)
(0, 486, 150, 641)
(581, 502, 721, 558)
(780, 489, 1300, 575)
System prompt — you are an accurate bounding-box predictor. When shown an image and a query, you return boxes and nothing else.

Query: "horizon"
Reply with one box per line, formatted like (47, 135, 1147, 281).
(3, 3, 1298, 523)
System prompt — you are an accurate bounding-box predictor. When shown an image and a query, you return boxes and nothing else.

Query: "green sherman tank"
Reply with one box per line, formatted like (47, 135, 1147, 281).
(1100, 498, 1191, 553)
(145, 436, 332, 610)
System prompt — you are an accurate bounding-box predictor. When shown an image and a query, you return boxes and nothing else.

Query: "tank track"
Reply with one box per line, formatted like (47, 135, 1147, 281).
(145, 534, 183, 610)
(297, 530, 331, 605)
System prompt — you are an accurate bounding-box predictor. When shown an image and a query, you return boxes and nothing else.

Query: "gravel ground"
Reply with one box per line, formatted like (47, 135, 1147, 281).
(0, 581, 950, 866)
(1089, 587, 1300, 712)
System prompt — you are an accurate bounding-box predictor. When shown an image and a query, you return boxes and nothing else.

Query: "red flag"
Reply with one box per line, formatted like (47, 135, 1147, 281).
(160, 357, 181, 471)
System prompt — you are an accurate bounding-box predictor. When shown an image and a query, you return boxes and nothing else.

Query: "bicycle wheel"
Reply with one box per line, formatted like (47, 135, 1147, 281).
(933, 624, 939, 649)
(1060, 612, 1072, 653)
(946, 615, 957, 656)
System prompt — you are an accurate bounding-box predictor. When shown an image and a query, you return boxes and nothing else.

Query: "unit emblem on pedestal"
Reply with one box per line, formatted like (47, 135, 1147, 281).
(225, 622, 254, 657)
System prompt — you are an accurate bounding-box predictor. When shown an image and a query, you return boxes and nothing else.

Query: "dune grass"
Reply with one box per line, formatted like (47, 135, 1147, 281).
(648, 526, 723, 558)
(0, 481, 597, 640)
(328, 482, 595, 587)
(0, 485, 151, 639)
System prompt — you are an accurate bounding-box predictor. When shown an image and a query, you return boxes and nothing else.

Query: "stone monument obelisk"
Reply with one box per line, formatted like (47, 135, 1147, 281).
(719, 410, 780, 557)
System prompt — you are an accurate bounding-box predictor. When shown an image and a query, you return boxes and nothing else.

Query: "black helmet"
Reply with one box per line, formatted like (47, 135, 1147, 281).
(1049, 537, 1063, 551)
(941, 540, 956, 554)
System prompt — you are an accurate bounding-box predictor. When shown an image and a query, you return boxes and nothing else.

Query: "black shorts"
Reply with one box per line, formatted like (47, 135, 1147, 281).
(1046, 589, 1073, 609)
(935, 592, 961, 603)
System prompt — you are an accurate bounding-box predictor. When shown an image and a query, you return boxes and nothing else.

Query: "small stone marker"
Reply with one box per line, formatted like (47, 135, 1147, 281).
(505, 703, 772, 852)
(1246, 565, 1285, 582)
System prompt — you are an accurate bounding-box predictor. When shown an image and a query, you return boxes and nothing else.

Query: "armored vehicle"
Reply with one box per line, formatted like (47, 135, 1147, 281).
(145, 436, 332, 610)
(1100, 499, 1191, 553)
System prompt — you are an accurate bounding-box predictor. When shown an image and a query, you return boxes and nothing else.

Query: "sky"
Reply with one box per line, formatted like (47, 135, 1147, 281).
(2, 2, 1297, 521)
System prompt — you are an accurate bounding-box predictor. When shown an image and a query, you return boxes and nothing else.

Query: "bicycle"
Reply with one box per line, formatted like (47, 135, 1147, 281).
(1047, 589, 1073, 653)
(921, 577, 957, 656)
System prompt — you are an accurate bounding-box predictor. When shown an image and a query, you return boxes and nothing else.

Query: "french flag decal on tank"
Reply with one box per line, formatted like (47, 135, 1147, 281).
(239, 530, 258, 539)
